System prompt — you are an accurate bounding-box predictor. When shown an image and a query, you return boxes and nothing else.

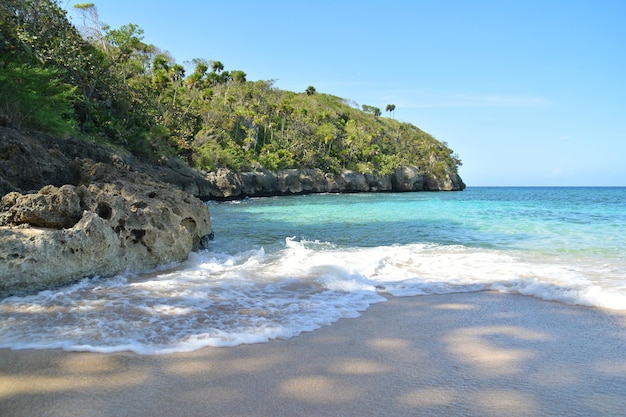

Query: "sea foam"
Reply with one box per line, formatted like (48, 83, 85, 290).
(1, 236, 624, 354)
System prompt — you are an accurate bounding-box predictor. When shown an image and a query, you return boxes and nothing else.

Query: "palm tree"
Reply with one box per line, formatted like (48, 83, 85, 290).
(386, 104, 396, 118)
(210, 60, 224, 74)
(231, 70, 247, 83)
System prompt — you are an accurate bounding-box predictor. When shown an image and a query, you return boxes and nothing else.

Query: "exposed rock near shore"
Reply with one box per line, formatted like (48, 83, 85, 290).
(0, 128, 213, 297)
(204, 164, 464, 200)
(0, 180, 213, 298)
(0, 127, 216, 199)
(1, 179, 213, 297)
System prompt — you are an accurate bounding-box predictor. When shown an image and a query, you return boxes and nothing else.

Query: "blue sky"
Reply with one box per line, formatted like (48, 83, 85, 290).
(64, 0, 626, 186)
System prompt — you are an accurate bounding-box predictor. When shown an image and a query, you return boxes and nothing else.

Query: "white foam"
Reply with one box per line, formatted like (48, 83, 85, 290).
(1, 238, 624, 354)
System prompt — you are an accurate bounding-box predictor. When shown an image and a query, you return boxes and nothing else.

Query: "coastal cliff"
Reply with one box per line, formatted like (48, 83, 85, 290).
(204, 164, 464, 200)
(0, 127, 464, 297)
(0, 127, 464, 200)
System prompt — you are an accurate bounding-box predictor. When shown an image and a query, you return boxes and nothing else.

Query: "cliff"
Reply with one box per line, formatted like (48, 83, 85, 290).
(0, 127, 464, 200)
(203, 165, 465, 200)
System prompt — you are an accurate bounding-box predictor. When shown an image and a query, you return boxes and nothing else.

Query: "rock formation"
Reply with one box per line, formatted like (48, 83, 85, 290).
(202, 165, 464, 199)
(0, 179, 213, 298)
(0, 128, 213, 297)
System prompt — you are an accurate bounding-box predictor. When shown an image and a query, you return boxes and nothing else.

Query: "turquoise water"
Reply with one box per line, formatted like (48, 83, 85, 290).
(214, 187, 626, 254)
(1, 187, 625, 353)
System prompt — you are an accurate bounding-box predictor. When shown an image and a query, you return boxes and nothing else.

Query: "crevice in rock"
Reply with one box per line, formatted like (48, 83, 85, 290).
(96, 202, 112, 219)
(114, 219, 125, 233)
(180, 218, 196, 234)
(130, 229, 146, 244)
(130, 201, 148, 212)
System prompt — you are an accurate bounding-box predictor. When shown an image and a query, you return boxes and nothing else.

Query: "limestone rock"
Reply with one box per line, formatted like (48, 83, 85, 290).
(207, 165, 465, 198)
(0, 128, 108, 195)
(276, 169, 302, 194)
(423, 171, 466, 191)
(0, 185, 85, 228)
(205, 168, 244, 199)
(241, 170, 278, 196)
(365, 173, 393, 192)
(0, 181, 213, 298)
(298, 169, 328, 194)
(340, 171, 370, 192)
(0, 126, 218, 199)
(391, 166, 424, 191)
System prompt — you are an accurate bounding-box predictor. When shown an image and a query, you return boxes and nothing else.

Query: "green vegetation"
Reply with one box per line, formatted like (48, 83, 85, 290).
(0, 64, 77, 136)
(0, 0, 462, 179)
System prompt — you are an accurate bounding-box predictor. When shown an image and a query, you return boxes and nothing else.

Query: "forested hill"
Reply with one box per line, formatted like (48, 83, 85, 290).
(0, 1, 463, 182)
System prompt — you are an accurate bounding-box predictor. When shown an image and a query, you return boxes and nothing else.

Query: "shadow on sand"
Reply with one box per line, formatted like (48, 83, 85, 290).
(1, 291, 625, 417)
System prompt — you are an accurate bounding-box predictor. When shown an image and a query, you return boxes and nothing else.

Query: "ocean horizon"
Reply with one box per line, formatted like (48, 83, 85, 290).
(1, 186, 624, 354)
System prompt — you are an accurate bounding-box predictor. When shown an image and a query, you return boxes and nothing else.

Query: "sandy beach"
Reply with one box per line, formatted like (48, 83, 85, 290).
(1, 291, 625, 417)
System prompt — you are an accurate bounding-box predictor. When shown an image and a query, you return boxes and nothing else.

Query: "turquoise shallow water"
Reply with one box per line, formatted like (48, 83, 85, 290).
(213, 187, 626, 269)
(215, 187, 626, 252)
(1, 187, 625, 353)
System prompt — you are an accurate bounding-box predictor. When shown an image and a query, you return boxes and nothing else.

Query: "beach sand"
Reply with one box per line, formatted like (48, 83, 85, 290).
(1, 291, 625, 417)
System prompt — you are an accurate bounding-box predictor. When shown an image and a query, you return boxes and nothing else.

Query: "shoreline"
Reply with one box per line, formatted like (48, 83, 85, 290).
(1, 291, 625, 417)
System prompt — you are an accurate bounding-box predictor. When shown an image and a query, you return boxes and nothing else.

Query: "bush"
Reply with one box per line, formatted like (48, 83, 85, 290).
(257, 145, 294, 170)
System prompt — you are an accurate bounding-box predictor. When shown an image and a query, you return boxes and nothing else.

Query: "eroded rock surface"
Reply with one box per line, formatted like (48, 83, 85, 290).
(0, 180, 212, 298)
(0, 128, 213, 298)
(201, 165, 464, 200)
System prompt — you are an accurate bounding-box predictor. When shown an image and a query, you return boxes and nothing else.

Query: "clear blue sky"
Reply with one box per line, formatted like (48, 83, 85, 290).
(64, 0, 626, 186)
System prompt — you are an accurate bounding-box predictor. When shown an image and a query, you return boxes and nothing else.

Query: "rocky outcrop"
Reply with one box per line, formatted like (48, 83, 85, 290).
(0, 180, 213, 298)
(200, 165, 464, 199)
(0, 127, 218, 198)
(0, 128, 213, 298)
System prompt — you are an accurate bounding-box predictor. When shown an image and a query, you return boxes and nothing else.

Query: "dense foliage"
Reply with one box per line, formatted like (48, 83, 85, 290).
(0, 0, 462, 178)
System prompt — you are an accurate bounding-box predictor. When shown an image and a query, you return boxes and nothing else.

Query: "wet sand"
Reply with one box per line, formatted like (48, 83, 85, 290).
(1, 291, 626, 417)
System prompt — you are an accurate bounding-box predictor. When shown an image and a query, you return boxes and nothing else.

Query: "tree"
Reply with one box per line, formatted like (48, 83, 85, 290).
(210, 60, 224, 74)
(1, 0, 100, 129)
(230, 70, 247, 83)
(186, 58, 208, 89)
(0, 64, 77, 136)
(386, 104, 396, 118)
(362, 104, 381, 117)
(73, 3, 106, 48)
(305, 86, 316, 95)
(0, 0, 32, 61)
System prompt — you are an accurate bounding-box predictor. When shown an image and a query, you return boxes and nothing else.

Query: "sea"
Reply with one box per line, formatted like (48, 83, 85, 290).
(1, 187, 625, 354)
